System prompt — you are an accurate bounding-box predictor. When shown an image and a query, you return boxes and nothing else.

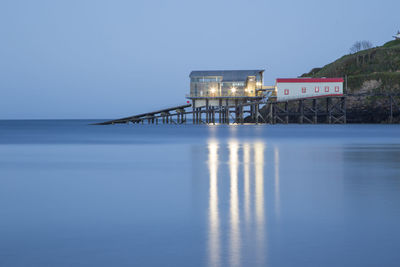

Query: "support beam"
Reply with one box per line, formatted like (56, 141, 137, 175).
(342, 96, 347, 124)
(225, 107, 228, 124)
(240, 104, 244, 124)
(313, 99, 317, 124)
(212, 107, 216, 124)
(255, 103, 259, 124)
(299, 99, 304, 124)
(219, 99, 222, 124)
(206, 99, 209, 124)
(326, 98, 332, 124)
(235, 99, 239, 123)
(269, 103, 273, 124)
(192, 100, 196, 124)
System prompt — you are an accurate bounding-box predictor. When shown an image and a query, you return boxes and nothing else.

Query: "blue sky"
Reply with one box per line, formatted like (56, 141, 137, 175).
(0, 0, 399, 119)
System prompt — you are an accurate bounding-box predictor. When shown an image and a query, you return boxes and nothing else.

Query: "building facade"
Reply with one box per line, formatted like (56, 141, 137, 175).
(187, 70, 267, 108)
(275, 78, 344, 101)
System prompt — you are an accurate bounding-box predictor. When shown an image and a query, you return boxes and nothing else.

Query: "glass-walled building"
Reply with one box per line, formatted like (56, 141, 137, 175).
(189, 70, 265, 98)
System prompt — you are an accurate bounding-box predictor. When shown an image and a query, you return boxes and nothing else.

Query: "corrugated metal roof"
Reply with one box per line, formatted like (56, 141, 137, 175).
(190, 70, 264, 82)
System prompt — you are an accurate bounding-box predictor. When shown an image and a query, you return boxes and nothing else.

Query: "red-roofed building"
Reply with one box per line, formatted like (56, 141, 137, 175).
(275, 77, 344, 101)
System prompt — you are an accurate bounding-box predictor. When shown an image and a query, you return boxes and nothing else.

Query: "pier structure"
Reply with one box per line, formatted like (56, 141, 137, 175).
(190, 96, 267, 124)
(95, 104, 191, 125)
(189, 95, 347, 125)
(96, 93, 400, 125)
(95, 69, 400, 125)
(265, 96, 347, 124)
(187, 70, 273, 124)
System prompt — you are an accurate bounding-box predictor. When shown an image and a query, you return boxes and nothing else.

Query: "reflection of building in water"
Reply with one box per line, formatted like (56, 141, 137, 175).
(243, 143, 251, 225)
(254, 142, 265, 225)
(254, 142, 265, 265)
(274, 146, 281, 220)
(207, 140, 267, 267)
(229, 140, 240, 267)
(208, 141, 220, 267)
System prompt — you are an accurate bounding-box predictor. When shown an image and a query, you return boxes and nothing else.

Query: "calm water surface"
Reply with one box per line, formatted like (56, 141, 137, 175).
(1, 121, 400, 267)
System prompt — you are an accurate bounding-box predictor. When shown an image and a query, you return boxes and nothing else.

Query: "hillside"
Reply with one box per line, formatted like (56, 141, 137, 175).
(300, 39, 400, 123)
(301, 39, 400, 94)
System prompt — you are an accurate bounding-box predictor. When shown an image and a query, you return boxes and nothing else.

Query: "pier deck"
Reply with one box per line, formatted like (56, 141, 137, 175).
(94, 104, 191, 125)
(95, 94, 400, 125)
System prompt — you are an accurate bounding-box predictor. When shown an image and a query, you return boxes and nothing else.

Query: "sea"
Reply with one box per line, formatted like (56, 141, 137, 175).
(1, 120, 400, 267)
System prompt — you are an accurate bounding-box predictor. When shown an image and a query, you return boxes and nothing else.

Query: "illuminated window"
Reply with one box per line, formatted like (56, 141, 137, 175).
(284, 89, 289, 95)
(325, 86, 329, 92)
(232, 82, 245, 87)
(335, 86, 340, 92)
(315, 86, 320, 92)
(191, 77, 222, 83)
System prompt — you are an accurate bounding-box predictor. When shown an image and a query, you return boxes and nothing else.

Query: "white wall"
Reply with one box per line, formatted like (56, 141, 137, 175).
(276, 81, 343, 101)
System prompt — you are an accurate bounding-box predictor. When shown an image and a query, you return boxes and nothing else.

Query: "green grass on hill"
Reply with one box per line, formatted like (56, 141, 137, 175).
(382, 39, 400, 48)
(301, 39, 400, 92)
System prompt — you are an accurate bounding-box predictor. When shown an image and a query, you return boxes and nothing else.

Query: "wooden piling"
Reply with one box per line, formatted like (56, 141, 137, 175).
(299, 99, 304, 124)
(326, 98, 332, 124)
(342, 96, 347, 124)
(313, 99, 317, 124)
(225, 99, 229, 124)
(205, 99, 209, 124)
(219, 99, 222, 124)
(255, 103, 259, 124)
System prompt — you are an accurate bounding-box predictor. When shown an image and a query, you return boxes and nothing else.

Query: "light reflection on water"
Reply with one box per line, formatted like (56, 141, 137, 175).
(243, 143, 251, 226)
(208, 140, 220, 267)
(207, 140, 270, 267)
(254, 142, 265, 266)
(229, 140, 240, 267)
(274, 146, 280, 220)
(2, 122, 400, 267)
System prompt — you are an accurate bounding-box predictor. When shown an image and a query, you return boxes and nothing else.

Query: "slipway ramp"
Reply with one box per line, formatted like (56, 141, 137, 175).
(94, 104, 192, 125)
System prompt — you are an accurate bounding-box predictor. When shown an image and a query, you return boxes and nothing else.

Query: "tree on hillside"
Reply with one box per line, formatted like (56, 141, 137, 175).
(350, 40, 373, 53)
(361, 40, 373, 49)
(350, 41, 362, 53)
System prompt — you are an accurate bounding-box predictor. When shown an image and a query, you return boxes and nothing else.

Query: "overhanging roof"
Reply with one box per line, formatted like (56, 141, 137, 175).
(190, 70, 264, 82)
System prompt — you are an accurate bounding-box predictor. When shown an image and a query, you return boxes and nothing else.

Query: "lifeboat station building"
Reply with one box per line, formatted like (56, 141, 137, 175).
(97, 70, 346, 125)
(187, 70, 270, 108)
(187, 70, 273, 123)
